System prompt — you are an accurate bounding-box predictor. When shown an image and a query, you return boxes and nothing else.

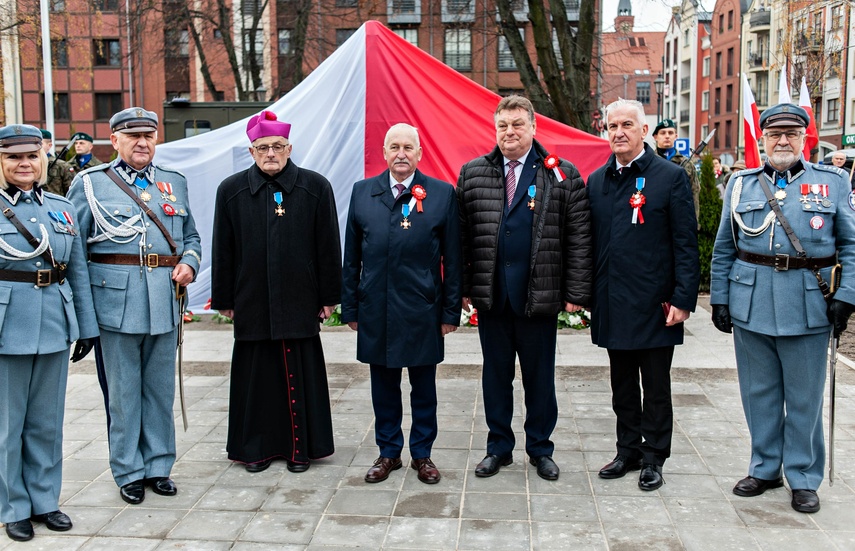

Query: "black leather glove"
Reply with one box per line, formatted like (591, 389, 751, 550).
(71, 338, 95, 363)
(827, 299, 855, 339)
(711, 304, 732, 334)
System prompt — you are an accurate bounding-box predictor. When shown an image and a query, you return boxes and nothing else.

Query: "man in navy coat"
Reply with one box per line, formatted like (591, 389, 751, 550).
(587, 99, 699, 491)
(341, 123, 462, 485)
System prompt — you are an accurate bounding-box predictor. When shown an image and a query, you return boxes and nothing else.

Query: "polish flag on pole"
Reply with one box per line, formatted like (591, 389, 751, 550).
(778, 64, 792, 104)
(742, 73, 763, 169)
(799, 77, 819, 161)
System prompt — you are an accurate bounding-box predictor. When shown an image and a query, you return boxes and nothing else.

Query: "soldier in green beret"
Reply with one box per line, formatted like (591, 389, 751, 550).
(40, 129, 73, 196)
(69, 133, 102, 175)
(652, 119, 700, 228)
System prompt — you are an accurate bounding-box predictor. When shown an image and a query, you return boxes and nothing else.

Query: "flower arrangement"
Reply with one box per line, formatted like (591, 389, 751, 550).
(323, 305, 343, 327)
(462, 305, 588, 329)
(204, 298, 234, 324)
(460, 304, 479, 327)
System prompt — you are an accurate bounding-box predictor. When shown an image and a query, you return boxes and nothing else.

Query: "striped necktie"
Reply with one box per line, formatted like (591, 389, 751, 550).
(506, 160, 520, 207)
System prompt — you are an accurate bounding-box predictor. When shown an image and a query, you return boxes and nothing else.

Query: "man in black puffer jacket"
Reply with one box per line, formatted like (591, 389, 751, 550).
(457, 95, 593, 482)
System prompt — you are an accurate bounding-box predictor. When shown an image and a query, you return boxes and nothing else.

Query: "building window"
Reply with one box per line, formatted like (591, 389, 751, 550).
(93, 39, 121, 66)
(50, 0, 65, 12)
(726, 47, 733, 76)
(718, 14, 724, 34)
(702, 90, 709, 111)
(683, 29, 689, 45)
(166, 29, 190, 57)
(446, 0, 472, 13)
(827, 98, 839, 123)
(444, 28, 471, 71)
(702, 56, 709, 77)
(725, 120, 732, 148)
(53, 39, 68, 68)
(43, 93, 70, 121)
(214, 90, 225, 101)
(242, 0, 264, 14)
(184, 120, 212, 138)
(715, 52, 721, 79)
(243, 30, 264, 67)
(812, 11, 822, 38)
(336, 0, 358, 6)
(831, 6, 842, 29)
(92, 0, 119, 10)
(552, 30, 564, 70)
(701, 124, 709, 139)
(95, 93, 123, 120)
(727, 9, 733, 29)
(214, 28, 223, 40)
(498, 29, 523, 71)
(636, 81, 651, 105)
(336, 29, 356, 47)
(726, 84, 733, 112)
(391, 0, 417, 14)
(714, 87, 720, 115)
(278, 29, 292, 54)
(714, 122, 720, 149)
(665, 43, 670, 67)
(393, 28, 419, 46)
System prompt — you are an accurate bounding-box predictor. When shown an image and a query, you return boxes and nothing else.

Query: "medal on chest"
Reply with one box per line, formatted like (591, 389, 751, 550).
(401, 203, 411, 229)
(629, 178, 646, 224)
(156, 181, 176, 202)
(134, 175, 151, 202)
(774, 177, 787, 200)
(527, 185, 536, 210)
(273, 191, 284, 216)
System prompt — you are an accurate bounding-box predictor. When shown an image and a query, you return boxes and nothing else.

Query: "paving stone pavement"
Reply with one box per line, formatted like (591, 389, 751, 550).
(4, 303, 855, 550)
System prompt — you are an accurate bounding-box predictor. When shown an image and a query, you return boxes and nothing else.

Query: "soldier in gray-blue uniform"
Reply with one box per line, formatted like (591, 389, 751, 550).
(67, 108, 202, 506)
(0, 125, 98, 542)
(711, 103, 855, 514)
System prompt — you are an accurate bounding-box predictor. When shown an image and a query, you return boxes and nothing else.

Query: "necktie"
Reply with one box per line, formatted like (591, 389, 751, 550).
(394, 183, 406, 200)
(618, 166, 624, 174)
(506, 160, 520, 207)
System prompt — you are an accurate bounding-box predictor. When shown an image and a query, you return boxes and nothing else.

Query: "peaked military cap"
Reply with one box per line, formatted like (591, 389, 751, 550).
(0, 124, 43, 153)
(110, 107, 159, 134)
(759, 103, 809, 130)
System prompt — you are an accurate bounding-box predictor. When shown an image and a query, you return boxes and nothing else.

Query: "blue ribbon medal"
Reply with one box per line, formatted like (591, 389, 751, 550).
(273, 191, 285, 216)
(775, 177, 787, 200)
(401, 204, 411, 230)
(527, 185, 536, 210)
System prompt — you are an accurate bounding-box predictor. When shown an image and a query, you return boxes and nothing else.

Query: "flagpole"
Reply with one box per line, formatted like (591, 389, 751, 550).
(39, 0, 54, 150)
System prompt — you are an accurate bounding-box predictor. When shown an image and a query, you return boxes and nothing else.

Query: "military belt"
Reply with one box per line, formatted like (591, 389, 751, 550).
(88, 253, 182, 268)
(737, 250, 837, 271)
(0, 266, 66, 286)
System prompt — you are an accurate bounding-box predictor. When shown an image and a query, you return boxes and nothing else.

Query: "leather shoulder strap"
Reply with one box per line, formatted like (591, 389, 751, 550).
(103, 168, 178, 255)
(757, 179, 806, 257)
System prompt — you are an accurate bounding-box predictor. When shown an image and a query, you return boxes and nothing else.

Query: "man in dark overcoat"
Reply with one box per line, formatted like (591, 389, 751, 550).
(341, 123, 462, 485)
(211, 111, 342, 474)
(587, 98, 699, 491)
(456, 95, 592, 481)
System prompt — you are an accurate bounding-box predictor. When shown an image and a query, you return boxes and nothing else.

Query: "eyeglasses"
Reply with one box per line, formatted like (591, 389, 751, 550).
(764, 130, 804, 142)
(254, 144, 288, 154)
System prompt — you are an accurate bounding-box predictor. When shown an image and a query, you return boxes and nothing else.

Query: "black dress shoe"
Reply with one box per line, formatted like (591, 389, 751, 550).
(732, 475, 784, 497)
(529, 455, 560, 480)
(638, 464, 664, 491)
(245, 459, 272, 473)
(31, 510, 72, 531)
(791, 489, 820, 513)
(474, 454, 512, 478)
(120, 480, 145, 505)
(598, 454, 642, 479)
(145, 477, 177, 496)
(5, 519, 34, 542)
(287, 460, 310, 473)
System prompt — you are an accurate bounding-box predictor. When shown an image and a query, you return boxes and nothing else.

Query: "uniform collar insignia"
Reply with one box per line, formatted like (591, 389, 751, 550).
(762, 158, 806, 185)
(114, 159, 155, 185)
(0, 186, 44, 205)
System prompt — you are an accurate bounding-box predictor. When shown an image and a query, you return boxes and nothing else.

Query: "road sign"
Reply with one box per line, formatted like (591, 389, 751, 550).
(675, 138, 691, 156)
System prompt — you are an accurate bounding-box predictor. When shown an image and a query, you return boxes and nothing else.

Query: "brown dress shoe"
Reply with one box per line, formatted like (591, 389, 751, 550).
(411, 458, 441, 484)
(365, 456, 402, 483)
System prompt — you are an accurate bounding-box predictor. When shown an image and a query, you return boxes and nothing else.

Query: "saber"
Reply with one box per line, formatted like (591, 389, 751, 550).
(691, 128, 716, 158)
(828, 263, 842, 485)
(176, 282, 189, 431)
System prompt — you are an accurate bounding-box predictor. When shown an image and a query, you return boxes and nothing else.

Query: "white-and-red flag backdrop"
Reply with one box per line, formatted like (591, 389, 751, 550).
(156, 21, 611, 311)
(742, 73, 763, 169)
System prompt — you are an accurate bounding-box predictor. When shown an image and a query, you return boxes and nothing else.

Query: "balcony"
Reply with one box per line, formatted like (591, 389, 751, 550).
(748, 52, 768, 71)
(680, 109, 690, 121)
(388, 0, 421, 24)
(680, 76, 691, 92)
(796, 35, 824, 53)
(749, 11, 770, 29)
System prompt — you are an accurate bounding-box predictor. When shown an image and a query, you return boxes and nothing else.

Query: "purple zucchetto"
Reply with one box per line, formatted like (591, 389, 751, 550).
(246, 111, 291, 143)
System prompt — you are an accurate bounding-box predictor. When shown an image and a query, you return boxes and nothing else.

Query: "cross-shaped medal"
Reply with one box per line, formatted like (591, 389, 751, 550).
(275, 205, 285, 216)
(401, 218, 411, 229)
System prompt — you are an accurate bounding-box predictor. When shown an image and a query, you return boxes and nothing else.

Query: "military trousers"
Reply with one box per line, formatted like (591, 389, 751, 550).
(99, 329, 177, 487)
(0, 350, 68, 523)
(733, 327, 828, 490)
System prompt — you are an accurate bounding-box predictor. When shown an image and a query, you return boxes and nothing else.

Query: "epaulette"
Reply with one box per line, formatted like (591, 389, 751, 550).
(42, 191, 74, 206)
(732, 166, 763, 177)
(813, 163, 847, 177)
(77, 162, 111, 177)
